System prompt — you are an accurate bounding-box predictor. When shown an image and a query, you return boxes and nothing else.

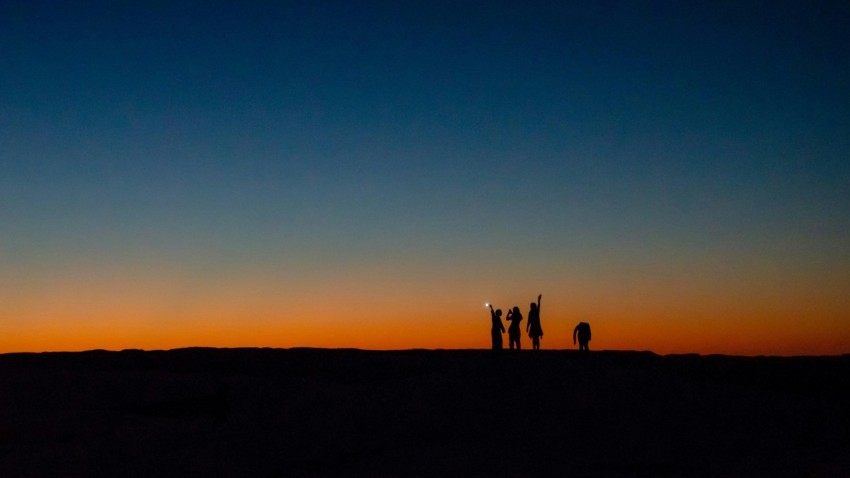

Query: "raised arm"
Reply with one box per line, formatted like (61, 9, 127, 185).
(537, 294, 542, 313)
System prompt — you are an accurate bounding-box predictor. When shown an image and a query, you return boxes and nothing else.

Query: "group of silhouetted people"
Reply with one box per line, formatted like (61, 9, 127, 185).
(487, 294, 591, 351)
(487, 294, 542, 350)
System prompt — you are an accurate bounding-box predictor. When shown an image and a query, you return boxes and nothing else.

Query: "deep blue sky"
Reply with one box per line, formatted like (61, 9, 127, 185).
(2, 1, 849, 353)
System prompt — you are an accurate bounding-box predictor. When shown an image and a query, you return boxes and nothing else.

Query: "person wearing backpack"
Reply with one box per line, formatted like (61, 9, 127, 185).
(573, 322, 591, 351)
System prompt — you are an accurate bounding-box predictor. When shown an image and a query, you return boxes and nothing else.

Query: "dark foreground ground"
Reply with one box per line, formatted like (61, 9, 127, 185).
(1, 348, 849, 477)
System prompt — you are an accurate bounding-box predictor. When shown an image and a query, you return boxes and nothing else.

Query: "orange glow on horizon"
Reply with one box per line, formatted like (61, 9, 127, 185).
(3, 257, 848, 356)
(3, 304, 848, 356)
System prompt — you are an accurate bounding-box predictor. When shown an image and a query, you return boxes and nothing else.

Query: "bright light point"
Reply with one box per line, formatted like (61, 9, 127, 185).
(484, 303, 489, 308)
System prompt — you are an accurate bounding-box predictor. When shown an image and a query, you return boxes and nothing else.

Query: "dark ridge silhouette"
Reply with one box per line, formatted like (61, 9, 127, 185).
(1, 349, 848, 476)
(129, 384, 229, 422)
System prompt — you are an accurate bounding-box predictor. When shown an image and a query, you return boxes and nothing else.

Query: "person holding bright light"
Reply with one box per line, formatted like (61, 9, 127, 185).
(526, 294, 543, 350)
(487, 304, 505, 350)
(505, 306, 523, 350)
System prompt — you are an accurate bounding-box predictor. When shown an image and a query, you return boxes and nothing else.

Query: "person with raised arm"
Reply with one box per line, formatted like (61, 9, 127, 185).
(505, 306, 523, 350)
(487, 304, 505, 350)
(526, 294, 543, 350)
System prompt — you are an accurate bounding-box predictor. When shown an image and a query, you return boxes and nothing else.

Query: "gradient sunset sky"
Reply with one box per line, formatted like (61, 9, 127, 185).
(2, 1, 849, 355)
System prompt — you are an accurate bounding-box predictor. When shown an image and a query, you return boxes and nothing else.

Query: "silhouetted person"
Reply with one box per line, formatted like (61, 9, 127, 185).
(526, 294, 543, 350)
(573, 322, 591, 351)
(488, 304, 505, 350)
(506, 306, 523, 350)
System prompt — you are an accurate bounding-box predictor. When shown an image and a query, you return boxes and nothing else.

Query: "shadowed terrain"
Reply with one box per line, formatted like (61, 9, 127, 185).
(1, 348, 848, 476)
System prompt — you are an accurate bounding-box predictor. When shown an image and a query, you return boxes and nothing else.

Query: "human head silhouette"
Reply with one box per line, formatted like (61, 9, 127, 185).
(513, 306, 521, 315)
(495, 309, 502, 316)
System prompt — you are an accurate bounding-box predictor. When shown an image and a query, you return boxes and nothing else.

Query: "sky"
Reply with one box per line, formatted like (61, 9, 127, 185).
(2, 1, 849, 355)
